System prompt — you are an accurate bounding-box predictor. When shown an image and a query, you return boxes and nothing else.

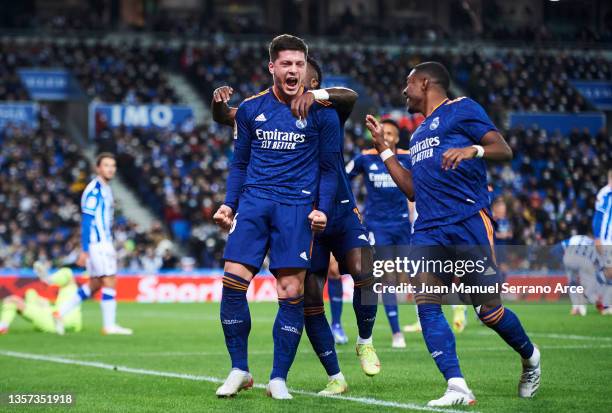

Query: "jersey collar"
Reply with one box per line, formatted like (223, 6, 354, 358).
(426, 98, 448, 120)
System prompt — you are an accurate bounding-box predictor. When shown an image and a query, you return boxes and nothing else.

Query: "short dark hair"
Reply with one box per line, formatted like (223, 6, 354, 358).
(307, 56, 323, 85)
(413, 61, 450, 91)
(381, 118, 400, 132)
(96, 152, 116, 166)
(269, 34, 308, 62)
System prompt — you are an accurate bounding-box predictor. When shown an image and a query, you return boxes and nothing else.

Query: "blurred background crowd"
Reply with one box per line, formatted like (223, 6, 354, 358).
(0, 0, 610, 270)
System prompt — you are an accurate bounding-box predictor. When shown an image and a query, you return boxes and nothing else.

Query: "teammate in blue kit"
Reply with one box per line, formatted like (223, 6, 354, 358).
(365, 61, 540, 406)
(212, 56, 379, 395)
(346, 118, 411, 348)
(212, 35, 341, 400)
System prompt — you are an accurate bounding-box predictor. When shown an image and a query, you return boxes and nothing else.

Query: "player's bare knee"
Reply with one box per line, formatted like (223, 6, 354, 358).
(223, 261, 255, 282)
(345, 247, 372, 278)
(102, 275, 117, 288)
(303, 290, 323, 308)
(89, 277, 103, 293)
(303, 272, 324, 306)
(276, 273, 305, 299)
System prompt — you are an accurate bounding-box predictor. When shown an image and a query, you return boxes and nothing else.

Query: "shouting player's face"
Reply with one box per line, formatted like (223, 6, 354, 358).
(97, 157, 117, 182)
(403, 69, 424, 114)
(269, 50, 307, 99)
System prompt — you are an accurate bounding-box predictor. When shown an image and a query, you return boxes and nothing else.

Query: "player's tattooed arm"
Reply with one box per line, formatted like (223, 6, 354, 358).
(365, 114, 415, 201)
(291, 87, 358, 122)
(441, 130, 513, 170)
(211, 86, 237, 127)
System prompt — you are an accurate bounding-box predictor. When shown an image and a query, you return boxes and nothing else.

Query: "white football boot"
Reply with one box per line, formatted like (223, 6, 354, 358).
(216, 369, 253, 397)
(427, 378, 476, 407)
(266, 378, 293, 400)
(519, 346, 541, 398)
(391, 332, 406, 348)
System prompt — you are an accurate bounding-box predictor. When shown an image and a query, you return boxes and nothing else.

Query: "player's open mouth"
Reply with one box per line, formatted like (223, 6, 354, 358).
(286, 77, 298, 88)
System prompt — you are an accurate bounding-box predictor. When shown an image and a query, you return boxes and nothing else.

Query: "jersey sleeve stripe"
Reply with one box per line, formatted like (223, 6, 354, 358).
(479, 209, 497, 265)
(243, 89, 270, 102)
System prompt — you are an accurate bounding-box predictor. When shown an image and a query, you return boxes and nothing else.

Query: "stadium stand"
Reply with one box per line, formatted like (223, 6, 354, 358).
(0, 36, 610, 268)
(0, 39, 180, 103)
(0, 109, 176, 270)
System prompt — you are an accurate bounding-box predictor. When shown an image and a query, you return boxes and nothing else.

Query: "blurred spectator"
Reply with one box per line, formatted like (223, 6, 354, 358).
(0, 39, 179, 103)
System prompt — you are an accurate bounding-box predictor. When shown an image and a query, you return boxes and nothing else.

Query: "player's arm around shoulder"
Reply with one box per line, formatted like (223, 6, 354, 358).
(291, 87, 358, 121)
(442, 98, 513, 170)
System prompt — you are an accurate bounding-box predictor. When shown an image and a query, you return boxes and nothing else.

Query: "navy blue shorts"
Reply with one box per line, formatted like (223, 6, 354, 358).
(223, 190, 314, 271)
(311, 203, 370, 273)
(410, 209, 499, 286)
(367, 221, 412, 247)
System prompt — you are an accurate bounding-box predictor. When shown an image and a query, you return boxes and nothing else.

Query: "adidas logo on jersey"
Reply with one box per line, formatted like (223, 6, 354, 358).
(369, 163, 379, 171)
(255, 113, 267, 121)
(300, 251, 309, 261)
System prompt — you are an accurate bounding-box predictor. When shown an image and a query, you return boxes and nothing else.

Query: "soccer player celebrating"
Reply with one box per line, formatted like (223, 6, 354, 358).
(53, 153, 132, 336)
(0, 263, 82, 335)
(365, 62, 540, 406)
(212, 35, 341, 399)
(346, 118, 410, 348)
(212, 56, 379, 395)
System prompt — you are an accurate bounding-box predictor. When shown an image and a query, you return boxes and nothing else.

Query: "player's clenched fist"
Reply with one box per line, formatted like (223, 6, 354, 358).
(291, 91, 315, 120)
(213, 86, 233, 103)
(214, 205, 235, 231)
(308, 210, 327, 233)
(365, 114, 387, 153)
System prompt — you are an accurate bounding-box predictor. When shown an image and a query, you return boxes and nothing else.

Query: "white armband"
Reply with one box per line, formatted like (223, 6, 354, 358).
(380, 148, 395, 162)
(310, 89, 330, 101)
(472, 145, 485, 158)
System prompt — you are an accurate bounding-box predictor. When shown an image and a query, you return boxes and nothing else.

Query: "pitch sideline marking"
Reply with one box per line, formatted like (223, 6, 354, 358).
(0, 350, 476, 413)
(49, 343, 612, 359)
(474, 331, 612, 342)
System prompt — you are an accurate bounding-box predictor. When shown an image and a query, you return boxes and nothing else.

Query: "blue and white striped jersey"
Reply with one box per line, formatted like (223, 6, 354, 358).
(81, 177, 114, 247)
(561, 235, 599, 264)
(593, 185, 612, 245)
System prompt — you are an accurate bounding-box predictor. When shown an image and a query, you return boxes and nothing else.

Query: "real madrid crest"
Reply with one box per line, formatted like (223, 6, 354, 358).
(430, 117, 439, 130)
(296, 118, 307, 129)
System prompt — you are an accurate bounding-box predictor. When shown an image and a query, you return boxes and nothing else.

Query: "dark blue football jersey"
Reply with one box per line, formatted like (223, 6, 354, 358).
(408, 97, 497, 231)
(346, 148, 412, 227)
(224, 87, 341, 209)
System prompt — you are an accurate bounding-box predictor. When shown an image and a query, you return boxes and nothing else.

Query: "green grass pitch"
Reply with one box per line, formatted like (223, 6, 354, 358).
(1, 302, 611, 412)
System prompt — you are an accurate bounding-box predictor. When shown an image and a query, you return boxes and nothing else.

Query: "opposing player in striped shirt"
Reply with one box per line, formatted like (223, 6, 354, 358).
(54, 153, 132, 335)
